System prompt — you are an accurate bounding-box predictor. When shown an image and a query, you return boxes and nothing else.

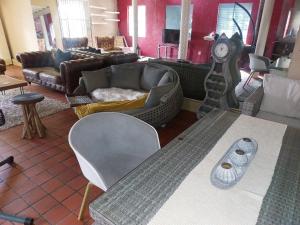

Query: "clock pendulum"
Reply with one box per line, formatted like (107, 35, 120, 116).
(197, 33, 243, 119)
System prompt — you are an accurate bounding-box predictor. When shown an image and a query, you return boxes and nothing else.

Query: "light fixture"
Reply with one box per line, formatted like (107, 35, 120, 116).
(89, 5, 106, 10)
(91, 13, 107, 17)
(104, 11, 120, 14)
(104, 18, 120, 22)
(92, 22, 108, 25)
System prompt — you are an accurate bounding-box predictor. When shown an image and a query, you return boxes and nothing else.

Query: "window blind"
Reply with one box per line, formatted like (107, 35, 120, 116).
(58, 0, 89, 38)
(216, 3, 252, 43)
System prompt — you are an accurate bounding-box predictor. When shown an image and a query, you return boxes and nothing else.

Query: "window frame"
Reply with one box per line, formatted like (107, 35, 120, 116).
(128, 5, 146, 38)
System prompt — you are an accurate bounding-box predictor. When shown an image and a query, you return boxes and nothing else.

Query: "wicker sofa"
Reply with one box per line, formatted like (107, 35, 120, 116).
(70, 62, 183, 127)
(241, 86, 300, 129)
(149, 59, 211, 100)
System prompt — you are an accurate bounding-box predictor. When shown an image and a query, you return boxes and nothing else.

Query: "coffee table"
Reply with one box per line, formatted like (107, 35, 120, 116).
(0, 75, 27, 94)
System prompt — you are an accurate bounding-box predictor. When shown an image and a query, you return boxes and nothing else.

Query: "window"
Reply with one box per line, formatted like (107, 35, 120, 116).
(58, 0, 89, 38)
(165, 5, 193, 38)
(216, 3, 252, 43)
(128, 5, 146, 37)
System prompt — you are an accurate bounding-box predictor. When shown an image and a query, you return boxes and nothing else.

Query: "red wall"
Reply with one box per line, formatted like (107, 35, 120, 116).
(117, 0, 294, 63)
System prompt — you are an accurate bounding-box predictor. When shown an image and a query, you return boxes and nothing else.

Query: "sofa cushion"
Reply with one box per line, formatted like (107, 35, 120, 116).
(145, 83, 173, 108)
(22, 67, 51, 80)
(111, 64, 142, 90)
(141, 64, 168, 91)
(81, 69, 110, 93)
(158, 71, 172, 86)
(54, 49, 72, 70)
(257, 111, 300, 129)
(39, 67, 62, 84)
(260, 74, 300, 120)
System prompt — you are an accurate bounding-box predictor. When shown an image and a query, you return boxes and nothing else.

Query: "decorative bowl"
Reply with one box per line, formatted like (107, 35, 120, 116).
(237, 138, 255, 153)
(229, 149, 248, 166)
(215, 162, 237, 184)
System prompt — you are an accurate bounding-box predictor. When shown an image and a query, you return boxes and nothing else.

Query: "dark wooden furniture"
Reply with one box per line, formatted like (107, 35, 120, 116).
(271, 40, 295, 61)
(12, 93, 46, 139)
(0, 75, 27, 94)
(0, 58, 6, 74)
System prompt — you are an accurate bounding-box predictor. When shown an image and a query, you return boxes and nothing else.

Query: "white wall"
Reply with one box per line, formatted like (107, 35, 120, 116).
(89, 0, 118, 46)
(0, 17, 11, 64)
(0, 0, 38, 63)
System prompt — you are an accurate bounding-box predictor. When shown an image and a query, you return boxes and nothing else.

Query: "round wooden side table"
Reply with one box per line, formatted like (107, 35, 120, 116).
(12, 93, 46, 139)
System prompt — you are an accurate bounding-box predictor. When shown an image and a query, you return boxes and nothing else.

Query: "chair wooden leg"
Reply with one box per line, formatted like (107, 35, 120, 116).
(78, 182, 93, 221)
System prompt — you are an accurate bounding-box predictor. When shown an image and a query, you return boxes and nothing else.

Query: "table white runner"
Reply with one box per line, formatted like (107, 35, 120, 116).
(148, 115, 287, 225)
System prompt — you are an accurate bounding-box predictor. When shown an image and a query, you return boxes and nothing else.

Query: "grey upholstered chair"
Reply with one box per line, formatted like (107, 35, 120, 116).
(243, 54, 270, 90)
(68, 112, 161, 220)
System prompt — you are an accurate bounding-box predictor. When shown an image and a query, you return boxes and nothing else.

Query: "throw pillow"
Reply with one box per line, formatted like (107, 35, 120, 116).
(145, 83, 173, 108)
(260, 74, 300, 119)
(81, 68, 110, 93)
(54, 49, 72, 71)
(158, 71, 172, 86)
(111, 64, 142, 90)
(141, 64, 168, 91)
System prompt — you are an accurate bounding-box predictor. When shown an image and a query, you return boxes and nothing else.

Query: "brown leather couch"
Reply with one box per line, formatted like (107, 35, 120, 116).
(17, 51, 139, 95)
(62, 37, 88, 50)
(0, 58, 6, 74)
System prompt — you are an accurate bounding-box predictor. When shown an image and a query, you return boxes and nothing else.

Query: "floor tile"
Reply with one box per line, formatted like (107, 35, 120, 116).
(22, 187, 47, 205)
(51, 185, 75, 202)
(43, 205, 70, 224)
(32, 195, 59, 214)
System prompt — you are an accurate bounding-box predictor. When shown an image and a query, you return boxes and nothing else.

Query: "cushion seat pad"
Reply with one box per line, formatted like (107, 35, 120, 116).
(91, 87, 146, 102)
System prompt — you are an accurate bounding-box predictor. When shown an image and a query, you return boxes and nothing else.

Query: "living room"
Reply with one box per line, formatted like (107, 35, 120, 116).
(0, 0, 300, 224)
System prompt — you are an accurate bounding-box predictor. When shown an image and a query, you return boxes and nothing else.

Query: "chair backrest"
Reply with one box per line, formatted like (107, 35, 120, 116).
(249, 54, 270, 72)
(69, 112, 160, 191)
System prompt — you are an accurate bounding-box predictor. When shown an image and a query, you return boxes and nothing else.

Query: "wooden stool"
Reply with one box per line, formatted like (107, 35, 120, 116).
(12, 93, 46, 139)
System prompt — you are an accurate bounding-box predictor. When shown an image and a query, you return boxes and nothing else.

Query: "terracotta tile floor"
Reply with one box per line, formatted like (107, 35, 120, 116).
(0, 66, 197, 225)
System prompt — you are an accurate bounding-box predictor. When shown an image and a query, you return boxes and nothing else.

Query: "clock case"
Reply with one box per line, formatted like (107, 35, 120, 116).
(198, 33, 243, 119)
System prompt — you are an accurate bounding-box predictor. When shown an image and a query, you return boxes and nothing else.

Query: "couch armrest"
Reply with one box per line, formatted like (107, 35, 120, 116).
(17, 51, 54, 68)
(241, 86, 264, 116)
(60, 58, 104, 95)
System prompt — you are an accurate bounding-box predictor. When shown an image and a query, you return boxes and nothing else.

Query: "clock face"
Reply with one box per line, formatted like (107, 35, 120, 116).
(214, 42, 229, 58)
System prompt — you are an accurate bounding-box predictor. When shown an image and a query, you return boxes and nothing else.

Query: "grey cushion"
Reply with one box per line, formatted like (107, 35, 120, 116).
(141, 64, 167, 91)
(145, 83, 173, 108)
(111, 64, 142, 90)
(82, 69, 110, 93)
(158, 71, 171, 86)
(257, 111, 300, 129)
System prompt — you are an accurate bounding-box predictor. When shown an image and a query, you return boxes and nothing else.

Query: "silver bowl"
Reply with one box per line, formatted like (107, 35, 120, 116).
(237, 138, 255, 153)
(215, 162, 237, 184)
(230, 149, 248, 166)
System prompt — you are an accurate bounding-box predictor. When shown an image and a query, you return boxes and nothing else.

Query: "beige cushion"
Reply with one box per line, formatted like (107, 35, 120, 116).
(260, 74, 300, 119)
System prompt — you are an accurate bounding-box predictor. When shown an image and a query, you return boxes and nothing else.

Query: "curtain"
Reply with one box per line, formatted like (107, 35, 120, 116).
(216, 3, 252, 43)
(58, 0, 90, 38)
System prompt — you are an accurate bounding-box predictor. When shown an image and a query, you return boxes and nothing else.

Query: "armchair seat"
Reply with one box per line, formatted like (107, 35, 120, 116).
(39, 69, 62, 84)
(257, 111, 300, 129)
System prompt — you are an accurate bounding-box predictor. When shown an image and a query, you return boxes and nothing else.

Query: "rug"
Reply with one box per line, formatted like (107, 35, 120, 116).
(0, 89, 69, 130)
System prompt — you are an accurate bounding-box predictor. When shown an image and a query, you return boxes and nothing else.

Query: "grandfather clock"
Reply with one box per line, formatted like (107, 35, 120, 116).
(197, 33, 243, 119)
